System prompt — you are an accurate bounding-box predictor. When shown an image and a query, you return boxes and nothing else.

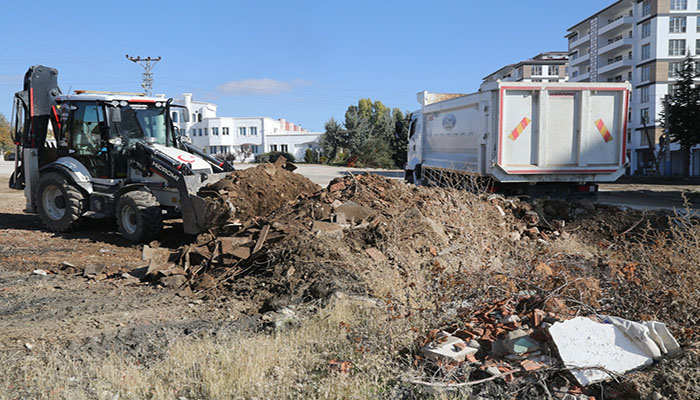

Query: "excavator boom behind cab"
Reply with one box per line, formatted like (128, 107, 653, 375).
(9, 65, 234, 242)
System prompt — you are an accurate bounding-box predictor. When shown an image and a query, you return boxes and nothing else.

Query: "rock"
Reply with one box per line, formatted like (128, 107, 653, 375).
(365, 247, 387, 262)
(651, 392, 664, 400)
(334, 201, 375, 223)
(500, 315, 520, 324)
(24, 343, 34, 350)
(308, 281, 332, 299)
(508, 231, 521, 241)
(262, 308, 300, 331)
(59, 261, 79, 274)
(312, 221, 344, 238)
(160, 275, 187, 289)
(485, 366, 501, 376)
(560, 231, 571, 240)
(32, 269, 48, 276)
(83, 264, 105, 278)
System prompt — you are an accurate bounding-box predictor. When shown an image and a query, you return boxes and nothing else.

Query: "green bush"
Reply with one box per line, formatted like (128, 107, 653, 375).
(304, 148, 315, 163)
(319, 156, 328, 164)
(254, 151, 296, 164)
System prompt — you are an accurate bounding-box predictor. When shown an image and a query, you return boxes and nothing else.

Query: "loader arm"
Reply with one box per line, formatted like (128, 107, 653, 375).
(126, 142, 210, 235)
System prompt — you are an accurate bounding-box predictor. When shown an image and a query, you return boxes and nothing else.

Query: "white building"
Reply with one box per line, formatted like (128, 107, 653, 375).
(567, 0, 700, 176)
(481, 52, 569, 91)
(170, 94, 323, 162)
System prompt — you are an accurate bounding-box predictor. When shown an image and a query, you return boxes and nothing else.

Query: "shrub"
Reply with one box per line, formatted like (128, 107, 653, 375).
(254, 151, 296, 164)
(304, 148, 315, 163)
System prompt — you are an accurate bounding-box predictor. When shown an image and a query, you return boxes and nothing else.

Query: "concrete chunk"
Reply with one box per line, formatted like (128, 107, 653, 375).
(422, 332, 479, 362)
(548, 317, 655, 386)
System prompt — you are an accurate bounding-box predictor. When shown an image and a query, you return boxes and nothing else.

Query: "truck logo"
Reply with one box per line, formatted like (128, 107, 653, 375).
(178, 154, 196, 163)
(442, 114, 456, 130)
(151, 162, 180, 182)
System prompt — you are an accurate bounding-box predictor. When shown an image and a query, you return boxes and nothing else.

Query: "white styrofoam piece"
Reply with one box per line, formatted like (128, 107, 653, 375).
(548, 317, 654, 386)
(422, 332, 478, 362)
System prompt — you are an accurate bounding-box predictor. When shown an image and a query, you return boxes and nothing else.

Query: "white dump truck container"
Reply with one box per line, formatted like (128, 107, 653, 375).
(406, 82, 630, 194)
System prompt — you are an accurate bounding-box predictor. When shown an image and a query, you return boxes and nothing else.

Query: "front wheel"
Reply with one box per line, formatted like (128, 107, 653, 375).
(37, 172, 85, 232)
(115, 190, 163, 243)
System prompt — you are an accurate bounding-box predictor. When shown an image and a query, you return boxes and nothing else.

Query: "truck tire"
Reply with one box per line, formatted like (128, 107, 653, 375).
(116, 190, 163, 243)
(37, 171, 85, 232)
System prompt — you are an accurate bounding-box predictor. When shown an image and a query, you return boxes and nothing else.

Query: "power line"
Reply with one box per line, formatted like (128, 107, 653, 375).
(125, 54, 161, 96)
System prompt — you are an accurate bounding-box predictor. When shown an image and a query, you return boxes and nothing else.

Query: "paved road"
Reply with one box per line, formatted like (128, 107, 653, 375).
(3, 160, 697, 212)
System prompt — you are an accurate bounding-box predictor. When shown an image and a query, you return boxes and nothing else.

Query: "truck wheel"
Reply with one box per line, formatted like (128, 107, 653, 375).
(37, 171, 85, 232)
(116, 190, 163, 243)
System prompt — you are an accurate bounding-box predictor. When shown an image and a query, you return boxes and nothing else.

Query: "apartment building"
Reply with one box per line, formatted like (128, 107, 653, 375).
(480, 52, 569, 91)
(170, 93, 322, 162)
(567, 0, 700, 176)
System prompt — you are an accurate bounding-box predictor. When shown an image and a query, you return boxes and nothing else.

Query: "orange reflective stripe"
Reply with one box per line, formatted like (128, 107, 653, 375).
(508, 117, 531, 141)
(594, 119, 613, 143)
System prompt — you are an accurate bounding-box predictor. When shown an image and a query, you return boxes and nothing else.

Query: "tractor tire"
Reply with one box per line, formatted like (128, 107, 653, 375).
(116, 190, 163, 243)
(37, 171, 85, 232)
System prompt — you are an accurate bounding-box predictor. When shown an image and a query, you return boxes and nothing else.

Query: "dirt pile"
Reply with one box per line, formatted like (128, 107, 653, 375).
(198, 158, 320, 229)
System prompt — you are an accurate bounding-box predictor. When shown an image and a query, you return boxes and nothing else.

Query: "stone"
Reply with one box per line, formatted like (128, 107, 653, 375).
(334, 201, 375, 223)
(579, 199, 595, 212)
(262, 307, 300, 331)
(500, 315, 520, 324)
(59, 261, 79, 274)
(365, 247, 387, 262)
(312, 221, 344, 238)
(485, 366, 501, 376)
(32, 269, 48, 276)
(508, 231, 521, 241)
(83, 264, 105, 278)
(503, 330, 539, 355)
(160, 275, 187, 289)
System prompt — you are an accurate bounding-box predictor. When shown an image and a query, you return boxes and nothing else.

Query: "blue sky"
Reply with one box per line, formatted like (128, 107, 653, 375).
(0, 0, 612, 131)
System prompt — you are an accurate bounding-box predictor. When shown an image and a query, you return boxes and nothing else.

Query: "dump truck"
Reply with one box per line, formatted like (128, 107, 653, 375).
(405, 81, 631, 196)
(9, 65, 234, 242)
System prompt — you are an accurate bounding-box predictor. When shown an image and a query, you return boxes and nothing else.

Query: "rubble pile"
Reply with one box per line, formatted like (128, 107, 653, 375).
(417, 294, 681, 397)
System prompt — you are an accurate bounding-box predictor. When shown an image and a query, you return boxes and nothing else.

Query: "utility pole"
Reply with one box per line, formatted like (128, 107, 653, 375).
(125, 54, 161, 96)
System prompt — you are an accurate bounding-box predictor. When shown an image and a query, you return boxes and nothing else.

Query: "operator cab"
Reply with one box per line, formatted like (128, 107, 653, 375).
(55, 92, 175, 179)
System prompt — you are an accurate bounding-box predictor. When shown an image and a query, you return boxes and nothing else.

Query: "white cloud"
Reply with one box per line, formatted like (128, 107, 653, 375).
(216, 78, 311, 95)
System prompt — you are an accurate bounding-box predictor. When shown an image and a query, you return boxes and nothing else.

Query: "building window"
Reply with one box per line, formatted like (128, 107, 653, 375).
(669, 39, 686, 56)
(250, 127, 258, 135)
(223, 127, 229, 135)
(640, 86, 650, 103)
(192, 113, 196, 122)
(697, 17, 700, 32)
(640, 108, 650, 125)
(640, 65, 651, 81)
(572, 70, 580, 78)
(670, 17, 686, 33)
(641, 131, 650, 146)
(251, 145, 259, 154)
(669, 61, 683, 78)
(642, 21, 651, 39)
(239, 127, 246, 136)
(641, 44, 651, 60)
(280, 144, 289, 152)
(270, 144, 278, 152)
(642, 0, 651, 16)
(191, 129, 196, 136)
(198, 129, 203, 136)
(548, 65, 559, 75)
(531, 65, 542, 76)
(696, 39, 700, 55)
(197, 114, 202, 122)
(670, 0, 687, 10)
(204, 128, 208, 136)
(211, 146, 217, 154)
(212, 127, 219, 135)
(669, 83, 679, 95)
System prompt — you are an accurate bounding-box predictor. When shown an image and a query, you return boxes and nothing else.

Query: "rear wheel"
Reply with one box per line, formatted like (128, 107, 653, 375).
(116, 190, 163, 243)
(37, 172, 85, 232)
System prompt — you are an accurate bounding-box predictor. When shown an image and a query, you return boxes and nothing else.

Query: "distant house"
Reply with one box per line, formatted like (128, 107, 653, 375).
(480, 52, 569, 91)
(171, 93, 322, 162)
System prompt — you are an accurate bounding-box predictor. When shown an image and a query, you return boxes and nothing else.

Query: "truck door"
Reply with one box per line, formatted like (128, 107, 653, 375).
(66, 101, 109, 178)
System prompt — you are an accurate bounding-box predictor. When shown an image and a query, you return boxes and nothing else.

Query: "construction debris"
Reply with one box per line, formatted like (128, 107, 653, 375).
(416, 294, 682, 391)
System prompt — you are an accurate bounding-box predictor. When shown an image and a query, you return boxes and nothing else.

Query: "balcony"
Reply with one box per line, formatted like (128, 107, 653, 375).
(598, 37, 634, 56)
(598, 15, 634, 35)
(570, 72, 590, 82)
(569, 53, 590, 67)
(598, 58, 634, 75)
(568, 34, 590, 50)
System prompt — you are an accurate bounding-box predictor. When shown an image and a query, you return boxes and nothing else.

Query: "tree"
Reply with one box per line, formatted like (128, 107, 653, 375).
(659, 54, 700, 177)
(320, 117, 345, 163)
(391, 108, 409, 168)
(344, 106, 371, 156)
(0, 113, 13, 157)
